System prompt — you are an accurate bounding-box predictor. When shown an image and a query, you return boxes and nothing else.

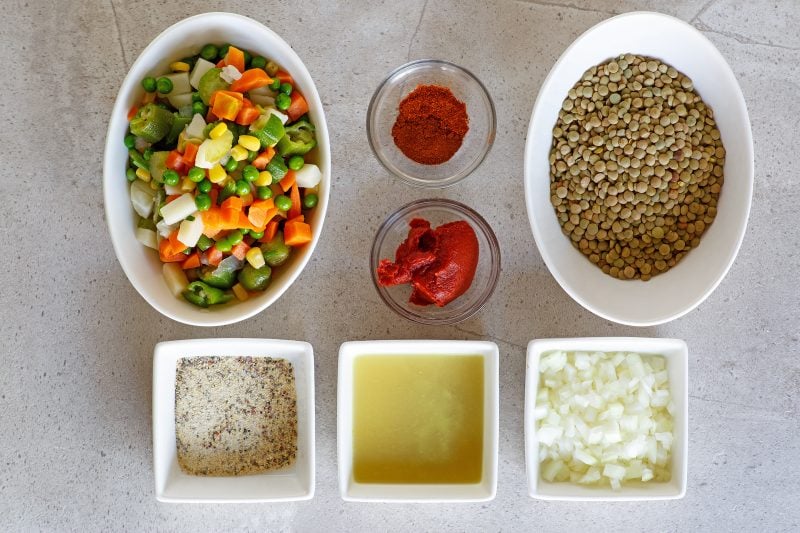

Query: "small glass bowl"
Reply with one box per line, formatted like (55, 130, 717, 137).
(367, 59, 496, 188)
(370, 199, 501, 325)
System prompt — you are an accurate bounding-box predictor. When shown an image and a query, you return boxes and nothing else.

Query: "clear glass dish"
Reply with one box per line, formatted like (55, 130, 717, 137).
(367, 59, 496, 188)
(370, 199, 501, 325)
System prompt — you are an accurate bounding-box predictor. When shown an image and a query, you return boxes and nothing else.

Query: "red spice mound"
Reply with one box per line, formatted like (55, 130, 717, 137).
(391, 85, 469, 165)
(377, 218, 479, 307)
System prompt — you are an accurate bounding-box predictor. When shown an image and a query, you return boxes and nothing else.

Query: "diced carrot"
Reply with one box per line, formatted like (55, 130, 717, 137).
(207, 246, 223, 267)
(279, 170, 296, 192)
(235, 103, 261, 126)
(276, 70, 294, 85)
(261, 219, 280, 242)
(289, 182, 302, 219)
(181, 252, 201, 270)
(221, 207, 240, 228)
(166, 150, 188, 174)
(159, 238, 186, 262)
(247, 198, 276, 228)
(231, 241, 250, 260)
(252, 147, 275, 170)
(284, 219, 312, 246)
(224, 46, 246, 73)
(221, 196, 243, 212)
(230, 69, 272, 92)
(182, 142, 199, 167)
(211, 92, 243, 121)
(209, 90, 244, 106)
(205, 109, 218, 123)
(237, 212, 258, 232)
(127, 104, 139, 121)
(215, 59, 225, 68)
(286, 91, 309, 122)
(289, 215, 304, 223)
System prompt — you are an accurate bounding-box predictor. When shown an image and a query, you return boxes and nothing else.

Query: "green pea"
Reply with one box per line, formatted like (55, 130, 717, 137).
(219, 43, 230, 58)
(279, 82, 293, 96)
(235, 179, 251, 196)
(275, 194, 292, 211)
(123, 134, 136, 149)
(251, 56, 267, 69)
(221, 179, 237, 197)
(214, 238, 232, 253)
(163, 169, 180, 186)
(249, 229, 265, 239)
(256, 186, 273, 200)
(303, 193, 318, 209)
(126, 167, 137, 182)
(243, 50, 252, 68)
(270, 78, 281, 91)
(191, 92, 203, 103)
(156, 77, 173, 94)
(224, 157, 239, 172)
(242, 165, 259, 182)
(141, 76, 157, 93)
(143, 147, 154, 161)
(247, 150, 258, 162)
(288, 155, 304, 171)
(188, 167, 205, 183)
(276, 93, 291, 111)
(197, 178, 212, 193)
(192, 101, 207, 116)
(200, 44, 218, 61)
(227, 229, 244, 246)
(194, 193, 211, 211)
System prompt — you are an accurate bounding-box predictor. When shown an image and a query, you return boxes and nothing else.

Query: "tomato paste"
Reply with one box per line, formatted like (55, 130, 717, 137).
(377, 218, 479, 307)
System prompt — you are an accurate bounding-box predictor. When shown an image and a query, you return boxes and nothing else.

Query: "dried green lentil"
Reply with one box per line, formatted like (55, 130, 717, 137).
(549, 54, 725, 280)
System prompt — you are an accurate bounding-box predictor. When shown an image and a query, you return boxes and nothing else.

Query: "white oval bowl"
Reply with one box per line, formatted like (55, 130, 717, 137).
(524, 11, 753, 326)
(103, 13, 330, 326)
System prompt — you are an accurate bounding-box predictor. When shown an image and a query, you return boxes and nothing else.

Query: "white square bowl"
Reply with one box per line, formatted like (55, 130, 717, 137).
(153, 338, 315, 503)
(525, 337, 688, 501)
(337, 340, 499, 502)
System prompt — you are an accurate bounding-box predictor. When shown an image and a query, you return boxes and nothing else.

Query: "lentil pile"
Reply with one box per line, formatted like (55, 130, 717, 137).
(175, 356, 297, 476)
(549, 54, 725, 280)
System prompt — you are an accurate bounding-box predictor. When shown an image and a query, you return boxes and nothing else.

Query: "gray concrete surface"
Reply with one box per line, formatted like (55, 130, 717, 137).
(0, 0, 798, 530)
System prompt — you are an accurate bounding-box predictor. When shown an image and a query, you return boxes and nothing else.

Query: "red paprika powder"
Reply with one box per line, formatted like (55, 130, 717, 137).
(391, 85, 469, 165)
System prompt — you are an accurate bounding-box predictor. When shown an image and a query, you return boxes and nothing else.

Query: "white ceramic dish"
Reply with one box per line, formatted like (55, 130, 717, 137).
(524, 11, 753, 326)
(153, 338, 315, 503)
(337, 340, 499, 502)
(525, 337, 688, 501)
(103, 12, 331, 326)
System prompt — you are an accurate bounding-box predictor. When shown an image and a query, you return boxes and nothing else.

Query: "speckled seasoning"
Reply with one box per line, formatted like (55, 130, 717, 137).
(174, 356, 297, 476)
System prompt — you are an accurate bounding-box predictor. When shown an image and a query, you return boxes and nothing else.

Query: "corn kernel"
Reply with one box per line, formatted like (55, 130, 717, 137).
(170, 61, 190, 72)
(255, 171, 272, 187)
(208, 164, 227, 183)
(209, 122, 228, 139)
(237, 135, 261, 152)
(232, 283, 249, 301)
(246, 247, 266, 269)
(230, 145, 249, 161)
(135, 167, 151, 182)
(181, 176, 196, 192)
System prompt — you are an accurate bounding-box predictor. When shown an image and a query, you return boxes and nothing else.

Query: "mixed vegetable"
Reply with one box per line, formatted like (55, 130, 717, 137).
(125, 44, 322, 308)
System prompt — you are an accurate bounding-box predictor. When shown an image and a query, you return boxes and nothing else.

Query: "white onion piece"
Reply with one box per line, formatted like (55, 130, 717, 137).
(249, 93, 275, 108)
(294, 163, 322, 188)
(184, 113, 206, 140)
(135, 227, 158, 249)
(130, 180, 155, 218)
(536, 351, 674, 489)
(220, 65, 242, 83)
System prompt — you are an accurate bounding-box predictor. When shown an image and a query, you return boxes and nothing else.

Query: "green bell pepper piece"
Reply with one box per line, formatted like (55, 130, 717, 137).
(196, 234, 214, 252)
(166, 114, 192, 145)
(266, 153, 288, 182)
(182, 281, 232, 307)
(199, 255, 242, 289)
(276, 120, 317, 157)
(249, 113, 285, 148)
(129, 103, 174, 143)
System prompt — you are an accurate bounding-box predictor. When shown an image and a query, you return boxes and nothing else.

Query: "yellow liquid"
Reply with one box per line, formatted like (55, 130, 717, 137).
(352, 355, 484, 484)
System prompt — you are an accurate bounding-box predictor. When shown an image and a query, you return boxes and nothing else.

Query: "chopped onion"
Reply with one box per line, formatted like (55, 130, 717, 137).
(264, 106, 289, 125)
(184, 113, 206, 140)
(249, 93, 275, 108)
(130, 180, 155, 218)
(294, 163, 322, 188)
(536, 351, 674, 489)
(220, 65, 242, 83)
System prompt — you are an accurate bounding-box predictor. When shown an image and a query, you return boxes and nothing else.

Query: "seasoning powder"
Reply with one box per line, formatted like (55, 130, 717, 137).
(392, 84, 469, 165)
(175, 356, 297, 476)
